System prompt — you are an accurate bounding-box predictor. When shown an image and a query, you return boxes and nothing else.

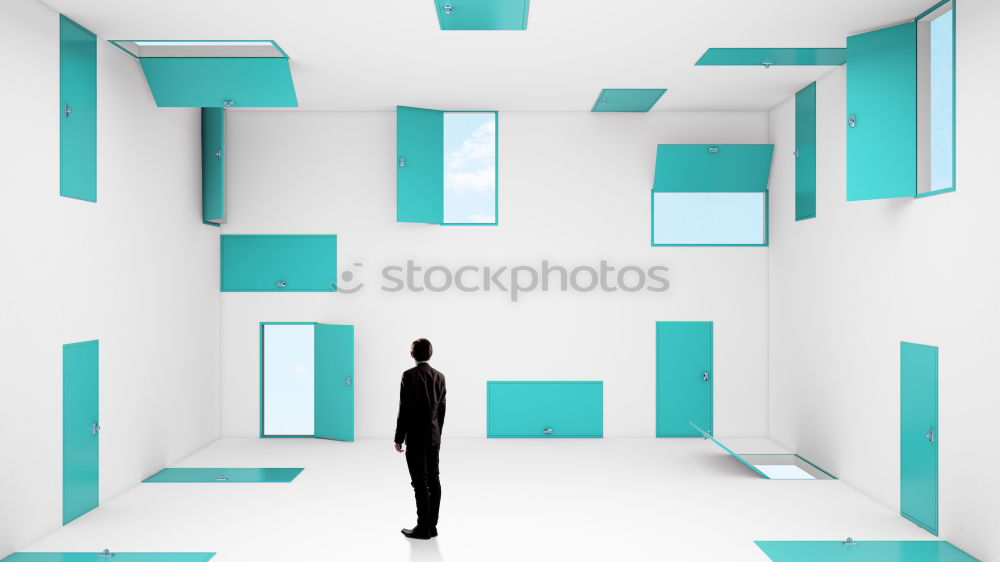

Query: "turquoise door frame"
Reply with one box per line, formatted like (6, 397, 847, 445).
(901, 342, 939, 534)
(62, 340, 99, 524)
(201, 108, 225, 224)
(846, 22, 917, 200)
(656, 322, 713, 437)
(314, 324, 355, 442)
(59, 15, 97, 202)
(486, 381, 603, 438)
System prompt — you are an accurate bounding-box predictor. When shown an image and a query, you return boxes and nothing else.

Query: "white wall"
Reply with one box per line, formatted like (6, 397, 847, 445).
(219, 110, 771, 440)
(767, 0, 1000, 558)
(0, 0, 220, 556)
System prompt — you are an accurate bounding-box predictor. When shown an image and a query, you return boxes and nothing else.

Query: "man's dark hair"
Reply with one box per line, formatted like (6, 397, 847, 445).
(411, 338, 433, 362)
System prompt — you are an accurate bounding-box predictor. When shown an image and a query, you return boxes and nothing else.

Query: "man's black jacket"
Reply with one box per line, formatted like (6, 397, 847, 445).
(394, 362, 447, 447)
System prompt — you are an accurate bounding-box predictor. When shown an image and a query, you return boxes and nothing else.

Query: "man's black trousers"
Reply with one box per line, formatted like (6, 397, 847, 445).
(405, 445, 441, 531)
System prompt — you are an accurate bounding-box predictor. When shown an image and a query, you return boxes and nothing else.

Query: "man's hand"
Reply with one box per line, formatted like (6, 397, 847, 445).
(394, 442, 404, 453)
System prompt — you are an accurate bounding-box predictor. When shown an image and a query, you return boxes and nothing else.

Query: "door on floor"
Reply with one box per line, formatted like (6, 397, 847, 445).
(63, 340, 99, 524)
(260, 322, 355, 440)
(656, 322, 713, 437)
(900, 341, 939, 534)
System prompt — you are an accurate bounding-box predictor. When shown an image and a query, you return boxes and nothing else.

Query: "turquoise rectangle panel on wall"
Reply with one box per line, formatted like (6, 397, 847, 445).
(591, 89, 667, 112)
(397, 106, 444, 223)
(487, 381, 603, 438)
(220, 235, 338, 292)
(653, 145, 774, 193)
(696, 48, 847, 66)
(142, 467, 303, 483)
(138, 57, 297, 107)
(846, 22, 917, 200)
(795, 82, 817, 220)
(901, 341, 939, 535)
(201, 108, 225, 223)
(62, 340, 99, 525)
(434, 0, 529, 30)
(59, 15, 97, 202)
(0, 554, 215, 561)
(755, 540, 976, 561)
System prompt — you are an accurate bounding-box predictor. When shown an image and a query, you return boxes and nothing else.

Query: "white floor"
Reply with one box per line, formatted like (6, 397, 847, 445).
(21, 438, 934, 561)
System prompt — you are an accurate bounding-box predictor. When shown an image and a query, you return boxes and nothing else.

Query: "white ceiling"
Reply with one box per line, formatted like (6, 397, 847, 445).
(44, 0, 933, 111)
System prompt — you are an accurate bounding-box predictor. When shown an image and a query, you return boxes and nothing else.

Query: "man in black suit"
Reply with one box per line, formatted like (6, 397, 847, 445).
(394, 338, 447, 540)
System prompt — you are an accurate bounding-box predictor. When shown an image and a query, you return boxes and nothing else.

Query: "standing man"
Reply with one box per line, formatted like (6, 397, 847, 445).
(394, 338, 447, 539)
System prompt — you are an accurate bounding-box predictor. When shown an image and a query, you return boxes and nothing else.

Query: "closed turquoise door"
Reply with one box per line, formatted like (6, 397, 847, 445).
(396, 106, 444, 223)
(901, 342, 939, 534)
(220, 235, 338, 292)
(846, 22, 917, 200)
(756, 540, 975, 561)
(59, 15, 97, 202)
(487, 381, 603, 438)
(795, 82, 817, 220)
(62, 340, 99, 524)
(201, 108, 225, 223)
(314, 324, 355, 441)
(656, 322, 713, 437)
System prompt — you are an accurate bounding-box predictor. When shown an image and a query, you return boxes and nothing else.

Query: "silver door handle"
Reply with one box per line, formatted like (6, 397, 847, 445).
(399, 157, 406, 167)
(345, 376, 352, 386)
(543, 428, 553, 434)
(98, 549, 114, 558)
(848, 114, 857, 128)
(64, 104, 73, 118)
(216, 474, 229, 481)
(276, 281, 287, 288)
(92, 422, 101, 435)
(925, 427, 935, 444)
(703, 372, 710, 382)
(215, 149, 223, 160)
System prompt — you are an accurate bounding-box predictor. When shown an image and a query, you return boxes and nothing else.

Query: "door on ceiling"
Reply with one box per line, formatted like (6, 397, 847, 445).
(63, 340, 99, 524)
(900, 341, 939, 534)
(260, 322, 355, 441)
(656, 322, 713, 437)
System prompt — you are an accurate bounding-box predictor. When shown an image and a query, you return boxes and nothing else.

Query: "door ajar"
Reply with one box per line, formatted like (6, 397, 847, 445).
(900, 341, 939, 534)
(396, 106, 444, 223)
(63, 340, 99, 524)
(656, 322, 713, 437)
(314, 324, 355, 441)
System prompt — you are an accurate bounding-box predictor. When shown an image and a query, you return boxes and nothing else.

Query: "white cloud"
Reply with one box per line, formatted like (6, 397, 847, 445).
(444, 119, 496, 194)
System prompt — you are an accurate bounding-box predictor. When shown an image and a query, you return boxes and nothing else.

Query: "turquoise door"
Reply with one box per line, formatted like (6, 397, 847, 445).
(137, 57, 298, 108)
(396, 106, 444, 224)
(487, 381, 603, 438)
(220, 235, 338, 292)
(62, 340, 99, 524)
(901, 342, 939, 534)
(59, 15, 97, 202)
(314, 324, 355, 441)
(201, 108, 225, 224)
(656, 322, 713, 437)
(846, 22, 917, 200)
(795, 82, 817, 220)
(756, 540, 976, 561)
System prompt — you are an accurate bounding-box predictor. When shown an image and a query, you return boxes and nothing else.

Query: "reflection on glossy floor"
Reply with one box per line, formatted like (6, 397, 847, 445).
(19, 438, 935, 561)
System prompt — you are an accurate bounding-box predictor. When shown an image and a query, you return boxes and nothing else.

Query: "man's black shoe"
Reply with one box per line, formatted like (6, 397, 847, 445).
(401, 527, 433, 540)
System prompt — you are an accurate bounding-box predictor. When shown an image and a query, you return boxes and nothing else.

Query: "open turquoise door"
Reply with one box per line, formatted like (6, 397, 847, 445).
(396, 107, 444, 223)
(795, 82, 817, 220)
(846, 22, 917, 200)
(59, 16, 97, 202)
(63, 340, 99, 524)
(656, 322, 713, 437)
(314, 324, 355, 441)
(201, 108, 225, 224)
(901, 342, 939, 534)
